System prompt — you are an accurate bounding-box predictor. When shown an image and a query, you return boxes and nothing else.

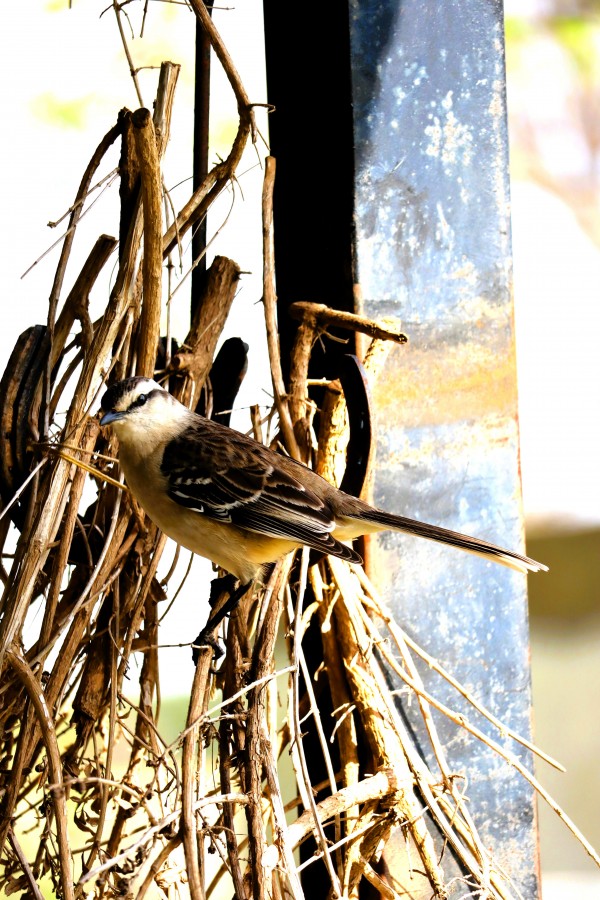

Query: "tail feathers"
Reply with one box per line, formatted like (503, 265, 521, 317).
(341, 510, 548, 575)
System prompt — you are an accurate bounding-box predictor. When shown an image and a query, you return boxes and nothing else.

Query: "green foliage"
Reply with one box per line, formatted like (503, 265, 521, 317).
(550, 16, 600, 80)
(506, 13, 600, 82)
(504, 16, 536, 46)
(30, 92, 93, 129)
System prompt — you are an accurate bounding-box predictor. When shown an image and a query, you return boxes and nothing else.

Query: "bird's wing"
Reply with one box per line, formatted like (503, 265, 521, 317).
(161, 422, 362, 564)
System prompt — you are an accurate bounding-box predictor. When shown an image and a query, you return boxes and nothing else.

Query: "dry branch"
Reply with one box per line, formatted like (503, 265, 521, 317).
(133, 107, 163, 378)
(262, 155, 301, 461)
(288, 301, 408, 345)
(182, 648, 213, 899)
(171, 255, 241, 392)
(6, 650, 75, 900)
(162, 1, 255, 257)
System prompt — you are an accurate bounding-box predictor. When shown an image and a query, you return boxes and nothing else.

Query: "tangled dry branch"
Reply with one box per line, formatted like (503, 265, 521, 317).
(0, 6, 598, 900)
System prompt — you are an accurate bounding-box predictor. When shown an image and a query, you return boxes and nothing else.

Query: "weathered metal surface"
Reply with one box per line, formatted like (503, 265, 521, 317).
(349, 0, 540, 896)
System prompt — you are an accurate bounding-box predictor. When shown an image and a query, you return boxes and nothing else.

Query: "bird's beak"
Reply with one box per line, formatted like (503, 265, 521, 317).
(100, 410, 126, 427)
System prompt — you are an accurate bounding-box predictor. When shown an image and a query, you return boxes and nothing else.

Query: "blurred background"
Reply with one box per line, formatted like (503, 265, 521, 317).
(505, 1, 600, 895)
(1, 1, 599, 895)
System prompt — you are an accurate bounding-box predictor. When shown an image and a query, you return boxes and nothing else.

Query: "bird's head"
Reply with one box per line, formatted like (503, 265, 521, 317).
(100, 377, 188, 448)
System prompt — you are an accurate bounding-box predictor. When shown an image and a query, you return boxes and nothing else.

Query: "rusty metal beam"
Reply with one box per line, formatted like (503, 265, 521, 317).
(265, 0, 540, 894)
(350, 1, 540, 894)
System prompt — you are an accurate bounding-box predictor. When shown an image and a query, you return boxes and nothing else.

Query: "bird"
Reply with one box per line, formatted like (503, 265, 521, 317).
(99, 376, 546, 592)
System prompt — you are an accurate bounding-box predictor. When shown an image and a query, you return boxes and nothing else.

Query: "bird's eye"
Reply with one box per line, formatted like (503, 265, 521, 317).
(134, 393, 148, 408)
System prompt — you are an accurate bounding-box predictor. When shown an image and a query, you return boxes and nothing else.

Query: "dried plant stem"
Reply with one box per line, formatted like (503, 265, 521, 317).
(0, 454, 77, 670)
(182, 646, 213, 899)
(112, 0, 145, 106)
(386, 621, 493, 881)
(115, 530, 167, 690)
(288, 549, 345, 897)
(50, 235, 118, 371)
(218, 733, 246, 899)
(361, 860, 399, 900)
(0, 190, 150, 672)
(188, 0, 251, 116)
(288, 302, 406, 471)
(261, 156, 301, 461)
(261, 729, 304, 900)
(357, 571, 564, 771)
(287, 306, 320, 459)
(133, 108, 163, 378)
(374, 612, 600, 870)
(137, 833, 184, 899)
(315, 380, 349, 486)
(153, 62, 181, 156)
(7, 829, 45, 900)
(41, 494, 129, 667)
(80, 793, 249, 886)
(288, 302, 408, 346)
(7, 649, 75, 900)
(239, 563, 301, 899)
(135, 835, 183, 900)
(43, 119, 122, 427)
(329, 558, 513, 897)
(52, 448, 126, 491)
(262, 768, 411, 874)
(327, 565, 444, 869)
(311, 566, 360, 895)
(0, 710, 39, 861)
(163, 116, 251, 256)
(352, 578, 493, 879)
(162, 1, 255, 255)
(35, 422, 101, 660)
(171, 255, 241, 391)
(336, 559, 600, 890)
(244, 681, 271, 897)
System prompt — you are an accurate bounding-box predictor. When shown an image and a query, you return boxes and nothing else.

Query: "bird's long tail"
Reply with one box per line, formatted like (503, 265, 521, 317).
(339, 509, 547, 574)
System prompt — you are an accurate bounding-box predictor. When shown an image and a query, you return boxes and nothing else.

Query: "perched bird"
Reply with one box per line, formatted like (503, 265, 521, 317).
(100, 376, 547, 589)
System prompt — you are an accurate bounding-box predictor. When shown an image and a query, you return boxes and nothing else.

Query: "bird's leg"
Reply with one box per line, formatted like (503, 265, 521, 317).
(208, 573, 237, 608)
(192, 578, 253, 664)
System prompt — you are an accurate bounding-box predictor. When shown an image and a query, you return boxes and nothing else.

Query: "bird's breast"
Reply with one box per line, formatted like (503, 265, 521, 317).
(118, 446, 298, 582)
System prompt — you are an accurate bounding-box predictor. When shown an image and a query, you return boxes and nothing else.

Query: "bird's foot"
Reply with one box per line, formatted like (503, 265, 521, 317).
(192, 579, 253, 665)
(208, 573, 237, 608)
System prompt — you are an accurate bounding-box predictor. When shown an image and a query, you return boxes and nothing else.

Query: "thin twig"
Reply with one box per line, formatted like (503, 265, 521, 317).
(7, 650, 75, 900)
(288, 302, 407, 345)
(112, 0, 145, 106)
(261, 156, 301, 460)
(162, 1, 256, 255)
(262, 768, 412, 874)
(289, 548, 345, 897)
(6, 829, 45, 900)
(182, 646, 213, 899)
(79, 793, 248, 885)
(358, 571, 564, 772)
